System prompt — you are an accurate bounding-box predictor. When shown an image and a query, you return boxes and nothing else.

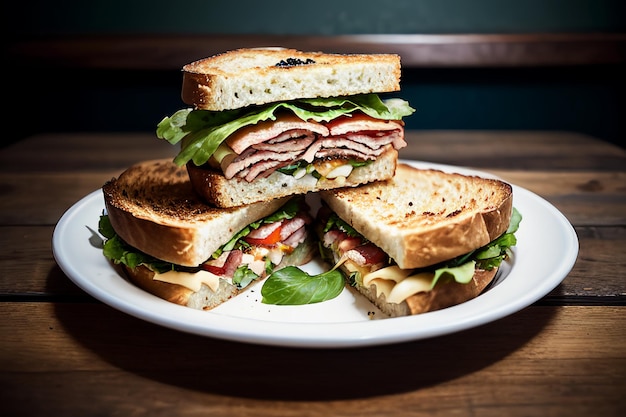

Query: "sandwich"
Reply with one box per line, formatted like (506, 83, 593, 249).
(98, 159, 316, 310)
(315, 163, 521, 317)
(156, 47, 415, 208)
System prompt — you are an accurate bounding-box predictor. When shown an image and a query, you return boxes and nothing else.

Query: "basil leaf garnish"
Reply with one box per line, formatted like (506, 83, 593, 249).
(261, 266, 344, 305)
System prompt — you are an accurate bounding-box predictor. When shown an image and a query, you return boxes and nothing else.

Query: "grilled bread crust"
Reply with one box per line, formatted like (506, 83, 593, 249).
(102, 159, 289, 267)
(320, 164, 514, 270)
(187, 146, 399, 208)
(181, 47, 402, 111)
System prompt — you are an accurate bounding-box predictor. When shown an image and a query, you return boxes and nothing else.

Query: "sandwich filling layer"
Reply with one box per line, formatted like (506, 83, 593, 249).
(316, 204, 521, 306)
(157, 94, 415, 182)
(212, 113, 406, 182)
(100, 197, 313, 294)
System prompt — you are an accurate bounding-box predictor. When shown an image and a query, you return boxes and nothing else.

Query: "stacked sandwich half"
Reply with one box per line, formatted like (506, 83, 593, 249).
(100, 47, 519, 317)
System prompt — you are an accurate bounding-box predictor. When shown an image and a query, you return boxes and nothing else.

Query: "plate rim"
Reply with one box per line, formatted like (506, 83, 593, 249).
(52, 160, 579, 348)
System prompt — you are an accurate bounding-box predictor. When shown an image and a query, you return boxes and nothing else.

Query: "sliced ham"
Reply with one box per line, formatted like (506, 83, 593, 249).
(219, 112, 406, 182)
(244, 212, 311, 245)
(252, 134, 316, 152)
(246, 220, 283, 240)
(226, 115, 329, 154)
(224, 149, 301, 179)
(326, 114, 404, 136)
(282, 225, 307, 248)
(238, 159, 290, 182)
(314, 149, 369, 161)
(300, 140, 323, 163)
(317, 138, 388, 157)
(280, 215, 311, 239)
(341, 131, 406, 150)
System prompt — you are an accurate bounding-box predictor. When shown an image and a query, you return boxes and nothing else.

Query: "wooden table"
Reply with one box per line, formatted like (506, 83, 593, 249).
(1, 130, 624, 417)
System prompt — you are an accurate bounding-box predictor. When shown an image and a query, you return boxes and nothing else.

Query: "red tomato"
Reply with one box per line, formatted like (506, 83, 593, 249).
(244, 226, 282, 246)
(202, 264, 225, 275)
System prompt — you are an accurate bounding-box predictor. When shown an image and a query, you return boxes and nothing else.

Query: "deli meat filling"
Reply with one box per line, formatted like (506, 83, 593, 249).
(220, 113, 407, 181)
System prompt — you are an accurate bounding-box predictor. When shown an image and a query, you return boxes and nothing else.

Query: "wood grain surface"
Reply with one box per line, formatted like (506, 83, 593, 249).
(0, 130, 624, 417)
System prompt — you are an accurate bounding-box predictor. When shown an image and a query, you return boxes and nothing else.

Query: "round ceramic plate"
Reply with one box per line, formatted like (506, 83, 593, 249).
(52, 160, 578, 348)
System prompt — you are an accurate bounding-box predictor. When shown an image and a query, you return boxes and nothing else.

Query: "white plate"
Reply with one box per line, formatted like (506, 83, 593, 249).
(52, 160, 578, 348)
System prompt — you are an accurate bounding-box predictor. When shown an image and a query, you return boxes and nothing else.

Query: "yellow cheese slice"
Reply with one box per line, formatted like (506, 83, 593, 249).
(369, 278, 395, 298)
(362, 265, 413, 287)
(153, 269, 221, 293)
(334, 254, 434, 304)
(386, 272, 434, 304)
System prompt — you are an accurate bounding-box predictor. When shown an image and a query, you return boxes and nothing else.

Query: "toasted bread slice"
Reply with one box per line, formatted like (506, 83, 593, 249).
(182, 47, 401, 111)
(319, 164, 514, 270)
(187, 145, 399, 208)
(102, 159, 290, 267)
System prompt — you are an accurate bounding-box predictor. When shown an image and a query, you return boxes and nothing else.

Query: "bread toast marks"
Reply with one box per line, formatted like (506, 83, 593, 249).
(320, 164, 513, 269)
(102, 159, 288, 266)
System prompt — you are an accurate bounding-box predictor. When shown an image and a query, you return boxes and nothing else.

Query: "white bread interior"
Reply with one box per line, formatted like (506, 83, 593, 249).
(102, 159, 289, 267)
(320, 164, 514, 270)
(182, 47, 402, 111)
(187, 146, 399, 208)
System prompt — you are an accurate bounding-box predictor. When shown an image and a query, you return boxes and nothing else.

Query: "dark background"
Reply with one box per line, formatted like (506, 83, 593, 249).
(6, 0, 626, 147)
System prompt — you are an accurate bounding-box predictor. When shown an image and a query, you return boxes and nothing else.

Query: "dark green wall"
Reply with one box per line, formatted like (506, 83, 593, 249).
(8, 0, 625, 147)
(11, 0, 626, 35)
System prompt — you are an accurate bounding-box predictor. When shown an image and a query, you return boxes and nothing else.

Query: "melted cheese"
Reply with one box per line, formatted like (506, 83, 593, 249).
(151, 252, 270, 294)
(363, 267, 435, 304)
(333, 251, 436, 304)
(362, 265, 412, 287)
(358, 264, 435, 304)
(368, 278, 395, 298)
(385, 272, 434, 304)
(153, 270, 221, 293)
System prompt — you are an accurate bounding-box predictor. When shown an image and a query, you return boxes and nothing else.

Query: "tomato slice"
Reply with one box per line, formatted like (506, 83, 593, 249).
(244, 225, 282, 246)
(202, 264, 225, 275)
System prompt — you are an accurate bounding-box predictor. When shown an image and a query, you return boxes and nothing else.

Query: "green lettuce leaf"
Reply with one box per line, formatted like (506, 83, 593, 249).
(99, 214, 173, 273)
(261, 266, 345, 305)
(156, 94, 415, 167)
(430, 261, 477, 288)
